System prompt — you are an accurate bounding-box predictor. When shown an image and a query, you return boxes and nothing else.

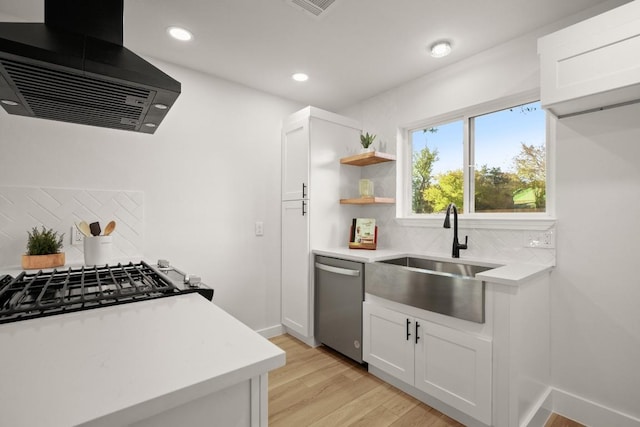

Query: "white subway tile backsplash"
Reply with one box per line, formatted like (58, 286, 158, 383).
(0, 186, 144, 268)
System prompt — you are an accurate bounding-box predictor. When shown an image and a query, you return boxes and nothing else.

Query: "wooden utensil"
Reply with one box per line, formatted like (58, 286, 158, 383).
(77, 221, 91, 237)
(89, 222, 101, 236)
(103, 221, 116, 236)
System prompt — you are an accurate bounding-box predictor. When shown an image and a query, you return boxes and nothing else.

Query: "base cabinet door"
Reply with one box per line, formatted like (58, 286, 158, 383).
(281, 200, 310, 337)
(414, 319, 492, 425)
(363, 302, 414, 384)
(364, 302, 492, 425)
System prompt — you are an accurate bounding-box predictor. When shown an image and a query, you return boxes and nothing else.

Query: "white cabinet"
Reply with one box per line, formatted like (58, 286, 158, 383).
(280, 106, 361, 342)
(415, 320, 492, 424)
(281, 199, 310, 336)
(363, 302, 414, 384)
(363, 301, 492, 425)
(282, 119, 309, 201)
(538, 0, 640, 117)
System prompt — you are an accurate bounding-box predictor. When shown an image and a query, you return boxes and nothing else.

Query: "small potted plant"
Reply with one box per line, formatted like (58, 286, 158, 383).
(360, 132, 376, 152)
(21, 226, 65, 270)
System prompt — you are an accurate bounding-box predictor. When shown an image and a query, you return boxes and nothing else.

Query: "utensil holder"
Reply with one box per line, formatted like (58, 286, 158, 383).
(83, 236, 113, 266)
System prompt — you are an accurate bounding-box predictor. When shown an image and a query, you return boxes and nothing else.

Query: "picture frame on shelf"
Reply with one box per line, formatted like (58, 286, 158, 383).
(348, 218, 377, 250)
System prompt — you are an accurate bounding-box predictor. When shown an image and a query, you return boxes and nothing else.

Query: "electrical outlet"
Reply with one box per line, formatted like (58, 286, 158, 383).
(255, 221, 264, 236)
(524, 230, 555, 248)
(70, 226, 84, 246)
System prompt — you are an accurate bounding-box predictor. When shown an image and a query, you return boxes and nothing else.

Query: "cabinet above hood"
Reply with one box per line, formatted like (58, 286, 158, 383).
(0, 0, 181, 134)
(538, 0, 640, 118)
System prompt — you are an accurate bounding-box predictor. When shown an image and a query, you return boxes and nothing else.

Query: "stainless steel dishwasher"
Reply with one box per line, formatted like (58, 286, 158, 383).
(314, 255, 364, 363)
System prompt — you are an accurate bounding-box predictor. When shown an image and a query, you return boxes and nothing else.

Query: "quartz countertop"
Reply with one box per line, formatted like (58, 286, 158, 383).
(0, 293, 285, 427)
(313, 247, 553, 286)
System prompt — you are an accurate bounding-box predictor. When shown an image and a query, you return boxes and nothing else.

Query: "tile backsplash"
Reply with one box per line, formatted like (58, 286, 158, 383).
(0, 186, 143, 268)
(369, 197, 556, 266)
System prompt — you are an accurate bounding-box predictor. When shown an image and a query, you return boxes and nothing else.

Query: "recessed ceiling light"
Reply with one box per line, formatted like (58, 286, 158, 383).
(292, 73, 309, 82)
(167, 26, 193, 41)
(430, 41, 452, 58)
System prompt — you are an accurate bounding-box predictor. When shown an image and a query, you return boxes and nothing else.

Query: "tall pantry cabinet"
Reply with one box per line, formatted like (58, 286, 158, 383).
(281, 106, 361, 343)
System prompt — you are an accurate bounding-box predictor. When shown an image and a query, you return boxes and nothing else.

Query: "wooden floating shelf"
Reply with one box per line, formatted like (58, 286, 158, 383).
(340, 151, 396, 167)
(340, 197, 395, 205)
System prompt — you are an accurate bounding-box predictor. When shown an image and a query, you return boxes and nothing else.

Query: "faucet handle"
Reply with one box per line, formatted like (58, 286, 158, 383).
(459, 235, 468, 250)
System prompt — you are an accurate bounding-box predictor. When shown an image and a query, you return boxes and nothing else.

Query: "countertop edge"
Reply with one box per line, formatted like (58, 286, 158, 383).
(83, 349, 286, 427)
(476, 263, 554, 286)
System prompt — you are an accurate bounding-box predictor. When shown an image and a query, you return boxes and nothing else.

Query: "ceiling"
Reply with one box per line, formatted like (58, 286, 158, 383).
(0, 0, 630, 111)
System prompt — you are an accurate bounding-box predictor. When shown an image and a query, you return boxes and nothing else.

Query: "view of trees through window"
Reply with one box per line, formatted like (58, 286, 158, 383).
(411, 101, 546, 214)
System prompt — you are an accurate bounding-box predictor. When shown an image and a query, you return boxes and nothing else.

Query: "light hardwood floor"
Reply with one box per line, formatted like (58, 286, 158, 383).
(268, 334, 584, 427)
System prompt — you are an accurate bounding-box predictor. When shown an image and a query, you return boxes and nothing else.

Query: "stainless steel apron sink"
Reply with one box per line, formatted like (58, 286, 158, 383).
(365, 257, 499, 323)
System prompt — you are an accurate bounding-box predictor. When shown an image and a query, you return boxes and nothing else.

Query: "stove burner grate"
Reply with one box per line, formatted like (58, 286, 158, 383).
(0, 261, 198, 324)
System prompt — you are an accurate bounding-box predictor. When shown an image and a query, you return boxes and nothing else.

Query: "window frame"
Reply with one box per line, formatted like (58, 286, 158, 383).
(396, 90, 556, 231)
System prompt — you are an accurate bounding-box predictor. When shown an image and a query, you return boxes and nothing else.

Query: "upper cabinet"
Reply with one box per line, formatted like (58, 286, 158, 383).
(282, 118, 310, 201)
(538, 1, 640, 117)
(281, 106, 361, 202)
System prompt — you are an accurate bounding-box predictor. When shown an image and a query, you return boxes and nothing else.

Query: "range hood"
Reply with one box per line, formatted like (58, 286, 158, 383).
(0, 0, 181, 134)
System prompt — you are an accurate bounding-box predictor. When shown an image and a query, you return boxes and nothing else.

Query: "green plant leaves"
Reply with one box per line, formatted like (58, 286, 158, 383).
(360, 132, 376, 148)
(26, 226, 64, 255)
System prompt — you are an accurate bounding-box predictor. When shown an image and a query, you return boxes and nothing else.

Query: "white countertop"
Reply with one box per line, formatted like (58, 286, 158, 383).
(313, 247, 553, 286)
(0, 293, 285, 427)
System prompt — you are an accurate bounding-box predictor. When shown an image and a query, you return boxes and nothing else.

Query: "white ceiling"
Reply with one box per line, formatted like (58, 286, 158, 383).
(0, 0, 631, 111)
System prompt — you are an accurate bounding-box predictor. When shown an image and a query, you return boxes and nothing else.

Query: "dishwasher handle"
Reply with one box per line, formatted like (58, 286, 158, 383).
(315, 262, 360, 277)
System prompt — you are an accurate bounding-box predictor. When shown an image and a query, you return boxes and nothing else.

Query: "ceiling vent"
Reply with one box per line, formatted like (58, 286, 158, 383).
(286, 0, 338, 18)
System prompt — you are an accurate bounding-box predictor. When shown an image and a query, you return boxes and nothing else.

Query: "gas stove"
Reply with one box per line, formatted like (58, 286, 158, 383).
(0, 260, 213, 324)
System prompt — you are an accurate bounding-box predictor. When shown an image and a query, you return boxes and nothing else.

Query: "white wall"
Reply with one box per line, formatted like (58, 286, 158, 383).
(554, 104, 640, 420)
(0, 58, 303, 331)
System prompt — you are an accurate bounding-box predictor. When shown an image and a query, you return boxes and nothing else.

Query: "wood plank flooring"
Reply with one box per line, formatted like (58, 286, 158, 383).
(268, 334, 584, 427)
(545, 413, 585, 427)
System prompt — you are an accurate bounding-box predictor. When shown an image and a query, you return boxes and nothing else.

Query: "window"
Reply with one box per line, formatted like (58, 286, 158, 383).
(409, 100, 546, 217)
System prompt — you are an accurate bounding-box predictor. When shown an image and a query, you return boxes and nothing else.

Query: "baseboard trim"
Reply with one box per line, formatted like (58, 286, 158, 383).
(255, 324, 284, 339)
(521, 387, 553, 427)
(281, 326, 318, 347)
(549, 388, 640, 427)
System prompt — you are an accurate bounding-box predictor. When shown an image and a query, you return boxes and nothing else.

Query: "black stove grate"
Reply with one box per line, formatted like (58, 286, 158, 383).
(0, 261, 198, 324)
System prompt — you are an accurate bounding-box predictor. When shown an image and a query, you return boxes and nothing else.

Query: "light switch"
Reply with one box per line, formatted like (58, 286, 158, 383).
(255, 221, 264, 236)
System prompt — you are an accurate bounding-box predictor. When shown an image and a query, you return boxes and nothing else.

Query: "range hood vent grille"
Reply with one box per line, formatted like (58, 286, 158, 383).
(287, 0, 338, 18)
(1, 59, 152, 131)
(0, 0, 181, 134)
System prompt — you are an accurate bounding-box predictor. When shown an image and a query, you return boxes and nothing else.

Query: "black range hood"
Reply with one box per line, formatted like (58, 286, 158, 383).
(0, 0, 181, 134)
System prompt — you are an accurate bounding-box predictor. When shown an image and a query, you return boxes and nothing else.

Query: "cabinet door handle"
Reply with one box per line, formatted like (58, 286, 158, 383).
(415, 321, 420, 344)
(302, 183, 307, 198)
(302, 200, 307, 216)
(406, 318, 411, 341)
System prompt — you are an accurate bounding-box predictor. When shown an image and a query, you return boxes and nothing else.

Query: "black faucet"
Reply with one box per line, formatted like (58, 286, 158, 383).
(443, 203, 468, 258)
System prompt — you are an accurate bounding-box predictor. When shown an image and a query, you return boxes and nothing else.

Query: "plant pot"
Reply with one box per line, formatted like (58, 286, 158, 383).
(21, 253, 65, 270)
(360, 147, 374, 153)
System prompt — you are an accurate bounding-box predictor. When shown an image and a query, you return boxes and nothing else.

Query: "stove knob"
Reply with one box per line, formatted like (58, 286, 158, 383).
(157, 259, 170, 268)
(185, 275, 201, 287)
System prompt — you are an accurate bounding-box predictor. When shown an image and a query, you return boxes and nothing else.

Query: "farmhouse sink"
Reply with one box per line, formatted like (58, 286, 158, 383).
(365, 257, 499, 323)
(378, 256, 493, 277)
